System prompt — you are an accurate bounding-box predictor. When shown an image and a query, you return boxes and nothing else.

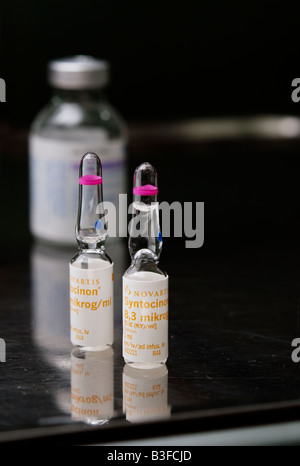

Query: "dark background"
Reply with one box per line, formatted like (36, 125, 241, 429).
(1, 0, 300, 247)
(1, 0, 299, 123)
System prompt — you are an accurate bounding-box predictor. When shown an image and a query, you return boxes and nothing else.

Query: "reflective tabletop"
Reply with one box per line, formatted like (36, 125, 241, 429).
(1, 237, 300, 444)
(1, 123, 300, 445)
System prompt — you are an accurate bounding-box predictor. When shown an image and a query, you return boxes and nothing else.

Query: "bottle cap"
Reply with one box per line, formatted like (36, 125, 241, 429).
(48, 55, 110, 90)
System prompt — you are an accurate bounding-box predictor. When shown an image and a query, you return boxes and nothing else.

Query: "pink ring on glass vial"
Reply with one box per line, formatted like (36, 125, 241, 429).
(133, 184, 158, 196)
(79, 175, 103, 185)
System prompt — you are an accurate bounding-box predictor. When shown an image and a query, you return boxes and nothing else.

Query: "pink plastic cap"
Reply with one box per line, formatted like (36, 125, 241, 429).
(133, 184, 158, 196)
(79, 175, 102, 185)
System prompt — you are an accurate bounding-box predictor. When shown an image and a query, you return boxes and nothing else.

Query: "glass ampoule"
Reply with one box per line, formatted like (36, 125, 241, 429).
(123, 162, 168, 367)
(69, 152, 114, 350)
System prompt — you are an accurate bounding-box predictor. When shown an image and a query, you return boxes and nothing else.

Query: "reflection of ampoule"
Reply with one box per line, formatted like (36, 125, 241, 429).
(71, 347, 114, 425)
(69, 152, 114, 349)
(123, 363, 170, 423)
(123, 162, 169, 367)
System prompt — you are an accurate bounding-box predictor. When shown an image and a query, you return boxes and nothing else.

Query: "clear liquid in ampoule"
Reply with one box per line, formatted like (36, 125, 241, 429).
(70, 152, 114, 351)
(123, 162, 168, 368)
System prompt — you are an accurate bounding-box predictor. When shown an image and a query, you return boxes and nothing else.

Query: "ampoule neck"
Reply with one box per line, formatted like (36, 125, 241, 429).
(76, 235, 107, 251)
(134, 249, 159, 263)
(72, 247, 112, 266)
(127, 249, 166, 277)
(78, 246, 106, 255)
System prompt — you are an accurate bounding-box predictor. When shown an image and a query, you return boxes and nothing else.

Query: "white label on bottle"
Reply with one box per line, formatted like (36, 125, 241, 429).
(122, 273, 168, 363)
(70, 262, 114, 347)
(29, 131, 126, 244)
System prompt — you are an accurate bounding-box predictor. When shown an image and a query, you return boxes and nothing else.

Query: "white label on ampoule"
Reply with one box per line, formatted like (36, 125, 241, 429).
(122, 273, 168, 363)
(70, 263, 114, 347)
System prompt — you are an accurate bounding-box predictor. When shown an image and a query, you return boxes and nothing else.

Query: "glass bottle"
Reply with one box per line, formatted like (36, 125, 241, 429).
(123, 162, 169, 367)
(29, 55, 127, 246)
(70, 152, 114, 350)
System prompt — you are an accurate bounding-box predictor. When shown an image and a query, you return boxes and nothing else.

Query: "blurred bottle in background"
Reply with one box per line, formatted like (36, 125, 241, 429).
(29, 55, 127, 246)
